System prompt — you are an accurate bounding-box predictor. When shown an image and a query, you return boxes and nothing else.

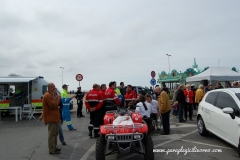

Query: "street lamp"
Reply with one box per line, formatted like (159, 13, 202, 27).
(60, 67, 64, 86)
(166, 54, 171, 74)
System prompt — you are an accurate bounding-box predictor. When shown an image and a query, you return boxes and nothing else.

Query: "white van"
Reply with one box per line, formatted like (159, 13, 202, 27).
(0, 75, 73, 112)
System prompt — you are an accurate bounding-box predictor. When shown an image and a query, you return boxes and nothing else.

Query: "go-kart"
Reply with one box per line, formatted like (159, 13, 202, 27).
(95, 106, 154, 160)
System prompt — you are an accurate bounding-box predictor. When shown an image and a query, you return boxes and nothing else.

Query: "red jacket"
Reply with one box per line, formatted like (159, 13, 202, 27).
(184, 89, 194, 104)
(99, 89, 105, 99)
(125, 90, 137, 106)
(104, 87, 120, 106)
(85, 88, 103, 110)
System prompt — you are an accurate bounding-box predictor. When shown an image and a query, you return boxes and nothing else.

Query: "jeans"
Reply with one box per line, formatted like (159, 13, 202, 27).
(58, 123, 64, 143)
(173, 110, 178, 116)
(178, 103, 185, 122)
(184, 103, 193, 120)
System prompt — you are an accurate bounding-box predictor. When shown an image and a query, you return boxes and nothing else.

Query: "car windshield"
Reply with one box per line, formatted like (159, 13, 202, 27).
(236, 93, 240, 100)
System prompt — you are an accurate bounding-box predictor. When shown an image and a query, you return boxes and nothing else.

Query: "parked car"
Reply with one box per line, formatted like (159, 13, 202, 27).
(197, 88, 240, 155)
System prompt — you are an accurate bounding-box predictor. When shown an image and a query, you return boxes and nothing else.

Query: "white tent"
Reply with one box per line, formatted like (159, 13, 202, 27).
(186, 67, 240, 82)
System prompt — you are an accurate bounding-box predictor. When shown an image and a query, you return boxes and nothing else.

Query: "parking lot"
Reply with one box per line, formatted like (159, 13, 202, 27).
(0, 99, 239, 160)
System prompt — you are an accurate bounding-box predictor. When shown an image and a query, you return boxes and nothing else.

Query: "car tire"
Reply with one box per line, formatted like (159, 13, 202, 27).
(142, 134, 154, 160)
(95, 136, 106, 160)
(197, 116, 209, 136)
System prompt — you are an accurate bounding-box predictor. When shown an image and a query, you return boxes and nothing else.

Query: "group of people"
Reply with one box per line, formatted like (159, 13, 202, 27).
(84, 81, 138, 138)
(40, 83, 79, 155)
(85, 82, 172, 138)
(171, 81, 240, 124)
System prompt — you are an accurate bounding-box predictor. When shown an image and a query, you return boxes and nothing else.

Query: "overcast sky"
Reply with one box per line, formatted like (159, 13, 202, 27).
(1, 0, 240, 91)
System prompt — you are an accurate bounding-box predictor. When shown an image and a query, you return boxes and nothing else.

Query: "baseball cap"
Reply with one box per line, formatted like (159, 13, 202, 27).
(62, 84, 69, 88)
(191, 84, 195, 87)
(208, 84, 213, 86)
(77, 86, 81, 89)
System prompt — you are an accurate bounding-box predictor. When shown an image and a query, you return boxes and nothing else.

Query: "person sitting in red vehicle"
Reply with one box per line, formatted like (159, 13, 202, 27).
(124, 85, 137, 108)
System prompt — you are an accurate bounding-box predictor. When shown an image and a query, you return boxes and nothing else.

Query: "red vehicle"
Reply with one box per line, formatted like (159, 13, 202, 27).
(95, 107, 154, 160)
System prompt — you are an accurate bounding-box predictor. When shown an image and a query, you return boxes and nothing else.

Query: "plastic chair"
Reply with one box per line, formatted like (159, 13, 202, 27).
(22, 104, 32, 119)
(29, 104, 36, 120)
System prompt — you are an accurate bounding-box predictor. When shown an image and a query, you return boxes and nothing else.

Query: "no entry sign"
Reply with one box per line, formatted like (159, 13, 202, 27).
(76, 74, 83, 81)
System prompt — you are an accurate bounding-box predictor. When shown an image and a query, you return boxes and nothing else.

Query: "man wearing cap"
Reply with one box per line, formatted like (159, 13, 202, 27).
(75, 87, 85, 118)
(205, 84, 213, 93)
(61, 84, 76, 131)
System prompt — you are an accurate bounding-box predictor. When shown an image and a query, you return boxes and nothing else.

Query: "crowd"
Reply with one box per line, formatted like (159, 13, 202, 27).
(170, 81, 240, 124)
(40, 80, 240, 155)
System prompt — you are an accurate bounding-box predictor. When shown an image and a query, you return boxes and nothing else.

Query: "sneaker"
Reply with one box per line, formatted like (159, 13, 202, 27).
(55, 148, 61, 151)
(179, 120, 186, 123)
(70, 128, 76, 131)
(62, 142, 66, 146)
(80, 115, 85, 117)
(49, 150, 60, 154)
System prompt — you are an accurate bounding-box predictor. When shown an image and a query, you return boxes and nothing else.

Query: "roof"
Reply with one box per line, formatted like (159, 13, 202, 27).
(186, 67, 240, 82)
(0, 77, 38, 83)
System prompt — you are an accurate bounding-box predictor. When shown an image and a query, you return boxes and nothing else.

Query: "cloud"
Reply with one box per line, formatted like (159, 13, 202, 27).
(0, 0, 240, 91)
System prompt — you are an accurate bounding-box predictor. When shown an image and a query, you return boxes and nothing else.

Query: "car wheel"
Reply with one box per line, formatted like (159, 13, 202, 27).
(142, 134, 154, 160)
(95, 136, 106, 160)
(197, 116, 209, 136)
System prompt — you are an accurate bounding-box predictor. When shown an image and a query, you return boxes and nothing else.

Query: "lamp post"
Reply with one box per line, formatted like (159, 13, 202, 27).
(166, 54, 171, 74)
(60, 67, 64, 86)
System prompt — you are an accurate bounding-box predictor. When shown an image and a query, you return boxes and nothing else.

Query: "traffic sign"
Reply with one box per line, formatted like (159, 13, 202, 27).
(150, 78, 156, 85)
(76, 74, 83, 81)
(151, 71, 156, 78)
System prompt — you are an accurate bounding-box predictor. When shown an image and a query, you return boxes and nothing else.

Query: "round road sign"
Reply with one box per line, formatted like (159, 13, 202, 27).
(76, 74, 83, 81)
(151, 71, 156, 78)
(150, 78, 156, 85)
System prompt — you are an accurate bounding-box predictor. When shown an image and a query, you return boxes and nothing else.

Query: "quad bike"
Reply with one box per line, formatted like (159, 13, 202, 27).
(95, 105, 154, 160)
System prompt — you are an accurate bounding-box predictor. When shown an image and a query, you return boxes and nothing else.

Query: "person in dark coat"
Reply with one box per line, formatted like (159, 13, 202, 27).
(75, 87, 85, 118)
(176, 84, 186, 123)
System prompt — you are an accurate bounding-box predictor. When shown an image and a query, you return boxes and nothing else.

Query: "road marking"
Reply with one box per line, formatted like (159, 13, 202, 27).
(69, 143, 79, 159)
(80, 143, 96, 160)
(154, 129, 198, 148)
(169, 123, 196, 129)
(179, 139, 234, 150)
(152, 133, 189, 141)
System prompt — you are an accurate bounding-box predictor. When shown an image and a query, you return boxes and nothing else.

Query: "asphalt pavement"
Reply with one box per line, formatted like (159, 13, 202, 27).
(0, 97, 239, 160)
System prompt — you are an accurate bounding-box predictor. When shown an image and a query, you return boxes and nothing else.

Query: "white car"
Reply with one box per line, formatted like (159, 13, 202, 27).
(197, 88, 240, 151)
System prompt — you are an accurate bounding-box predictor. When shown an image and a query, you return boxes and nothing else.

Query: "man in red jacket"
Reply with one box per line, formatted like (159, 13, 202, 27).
(85, 84, 103, 138)
(104, 82, 120, 107)
(99, 84, 107, 124)
(125, 85, 137, 108)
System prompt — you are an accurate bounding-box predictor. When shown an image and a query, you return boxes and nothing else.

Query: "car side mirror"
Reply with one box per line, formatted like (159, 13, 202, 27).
(222, 107, 235, 119)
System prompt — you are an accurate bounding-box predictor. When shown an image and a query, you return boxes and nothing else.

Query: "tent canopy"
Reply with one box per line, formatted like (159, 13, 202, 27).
(0, 77, 37, 83)
(186, 67, 240, 82)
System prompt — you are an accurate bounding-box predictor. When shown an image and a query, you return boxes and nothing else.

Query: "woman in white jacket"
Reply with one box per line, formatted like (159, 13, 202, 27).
(135, 94, 152, 118)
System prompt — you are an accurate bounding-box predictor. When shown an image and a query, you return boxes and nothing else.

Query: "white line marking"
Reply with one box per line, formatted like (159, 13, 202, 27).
(120, 130, 198, 160)
(179, 139, 234, 150)
(80, 143, 96, 160)
(154, 129, 198, 148)
(69, 143, 79, 159)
